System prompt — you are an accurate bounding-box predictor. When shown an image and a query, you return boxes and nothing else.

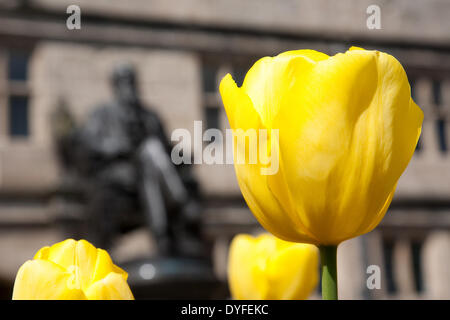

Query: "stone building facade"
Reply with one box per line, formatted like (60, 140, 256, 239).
(0, 0, 449, 299)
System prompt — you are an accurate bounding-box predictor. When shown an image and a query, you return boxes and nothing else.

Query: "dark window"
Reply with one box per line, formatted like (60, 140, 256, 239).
(9, 96, 29, 137)
(202, 64, 218, 93)
(432, 80, 442, 106)
(8, 51, 30, 81)
(437, 120, 447, 152)
(411, 241, 424, 293)
(382, 239, 397, 294)
(204, 106, 220, 132)
(432, 80, 447, 152)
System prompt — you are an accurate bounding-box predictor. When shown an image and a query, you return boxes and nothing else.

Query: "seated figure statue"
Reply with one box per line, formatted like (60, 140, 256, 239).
(56, 63, 204, 258)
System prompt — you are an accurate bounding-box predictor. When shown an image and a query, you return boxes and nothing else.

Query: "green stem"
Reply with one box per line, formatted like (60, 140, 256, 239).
(319, 245, 338, 300)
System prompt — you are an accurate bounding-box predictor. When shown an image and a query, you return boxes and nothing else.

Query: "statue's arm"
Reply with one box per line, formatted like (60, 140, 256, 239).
(79, 109, 131, 160)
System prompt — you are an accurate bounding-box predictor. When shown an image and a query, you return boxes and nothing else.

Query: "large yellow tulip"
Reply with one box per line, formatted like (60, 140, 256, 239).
(228, 233, 318, 300)
(220, 47, 423, 246)
(12, 239, 134, 300)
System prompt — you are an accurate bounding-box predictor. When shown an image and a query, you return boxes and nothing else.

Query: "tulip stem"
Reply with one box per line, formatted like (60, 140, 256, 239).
(319, 245, 338, 300)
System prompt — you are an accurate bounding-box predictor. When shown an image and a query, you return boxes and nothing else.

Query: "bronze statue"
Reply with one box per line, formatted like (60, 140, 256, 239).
(53, 64, 204, 258)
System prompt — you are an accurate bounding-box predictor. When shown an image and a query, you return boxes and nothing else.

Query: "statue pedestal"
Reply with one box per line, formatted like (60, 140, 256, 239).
(121, 257, 229, 299)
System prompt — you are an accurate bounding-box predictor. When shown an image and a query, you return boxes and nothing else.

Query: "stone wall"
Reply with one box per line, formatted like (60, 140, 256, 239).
(0, 41, 240, 195)
(30, 0, 450, 46)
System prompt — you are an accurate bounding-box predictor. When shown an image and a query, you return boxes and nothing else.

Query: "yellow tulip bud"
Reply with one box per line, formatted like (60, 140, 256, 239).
(12, 239, 134, 300)
(228, 233, 319, 300)
(220, 47, 423, 246)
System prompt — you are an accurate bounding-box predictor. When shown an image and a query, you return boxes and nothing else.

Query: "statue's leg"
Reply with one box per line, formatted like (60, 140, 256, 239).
(139, 164, 169, 248)
(85, 184, 118, 250)
(139, 138, 188, 206)
(138, 138, 187, 255)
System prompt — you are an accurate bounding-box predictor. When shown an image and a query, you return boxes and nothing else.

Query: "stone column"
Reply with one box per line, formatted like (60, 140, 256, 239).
(393, 238, 416, 299)
(422, 231, 450, 299)
(337, 237, 366, 299)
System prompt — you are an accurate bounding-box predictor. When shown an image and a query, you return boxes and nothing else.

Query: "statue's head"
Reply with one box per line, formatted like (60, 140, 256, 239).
(111, 63, 139, 107)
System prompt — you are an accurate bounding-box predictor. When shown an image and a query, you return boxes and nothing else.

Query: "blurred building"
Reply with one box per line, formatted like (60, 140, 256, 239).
(0, 0, 449, 299)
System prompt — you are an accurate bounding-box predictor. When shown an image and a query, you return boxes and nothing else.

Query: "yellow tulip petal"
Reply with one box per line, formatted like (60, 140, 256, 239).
(12, 260, 86, 300)
(85, 272, 134, 300)
(271, 48, 423, 244)
(228, 234, 269, 300)
(220, 75, 315, 243)
(241, 52, 319, 128)
(13, 239, 134, 300)
(227, 50, 333, 243)
(112, 264, 129, 280)
(351, 53, 424, 236)
(92, 249, 127, 283)
(266, 243, 319, 300)
(75, 239, 102, 291)
(219, 73, 261, 130)
(34, 246, 50, 260)
(277, 49, 329, 61)
(228, 234, 318, 300)
(46, 239, 77, 270)
(278, 50, 378, 243)
(334, 50, 422, 240)
(348, 46, 365, 51)
(220, 47, 423, 246)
